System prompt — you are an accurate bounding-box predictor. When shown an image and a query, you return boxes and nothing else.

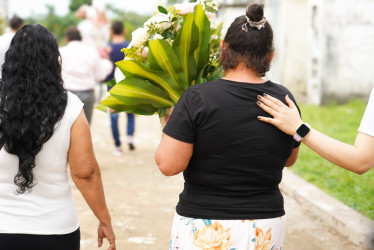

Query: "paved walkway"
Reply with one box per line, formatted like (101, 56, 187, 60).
(72, 109, 363, 250)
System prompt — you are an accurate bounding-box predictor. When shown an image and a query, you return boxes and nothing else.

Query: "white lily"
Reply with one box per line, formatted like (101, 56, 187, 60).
(144, 13, 172, 32)
(128, 28, 150, 48)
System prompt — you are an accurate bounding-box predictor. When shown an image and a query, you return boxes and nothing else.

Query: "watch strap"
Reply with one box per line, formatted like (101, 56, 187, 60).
(293, 133, 303, 142)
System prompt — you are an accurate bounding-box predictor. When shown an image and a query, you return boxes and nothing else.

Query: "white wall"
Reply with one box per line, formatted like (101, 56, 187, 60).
(218, 0, 309, 102)
(319, 0, 374, 103)
(217, 0, 374, 104)
(0, 0, 8, 20)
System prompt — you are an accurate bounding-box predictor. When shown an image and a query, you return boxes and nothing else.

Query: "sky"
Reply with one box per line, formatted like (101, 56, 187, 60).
(8, 0, 168, 18)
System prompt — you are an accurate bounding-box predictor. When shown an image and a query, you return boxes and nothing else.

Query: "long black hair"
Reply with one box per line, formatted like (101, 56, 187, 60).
(0, 24, 67, 194)
(221, 3, 274, 76)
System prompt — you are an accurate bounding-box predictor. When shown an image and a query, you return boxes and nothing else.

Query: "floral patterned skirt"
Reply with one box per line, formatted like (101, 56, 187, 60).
(170, 212, 286, 250)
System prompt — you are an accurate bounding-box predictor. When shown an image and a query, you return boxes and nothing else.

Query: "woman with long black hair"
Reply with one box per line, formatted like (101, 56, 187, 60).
(0, 24, 115, 250)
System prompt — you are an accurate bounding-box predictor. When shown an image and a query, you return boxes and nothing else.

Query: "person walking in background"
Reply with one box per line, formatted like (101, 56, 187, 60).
(75, 0, 111, 101)
(0, 15, 23, 78)
(156, 4, 300, 249)
(257, 90, 374, 175)
(0, 24, 115, 250)
(60, 26, 112, 124)
(106, 21, 135, 155)
(75, 0, 110, 52)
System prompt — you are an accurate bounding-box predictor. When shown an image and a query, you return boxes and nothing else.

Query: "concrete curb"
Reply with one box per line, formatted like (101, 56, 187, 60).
(280, 169, 374, 249)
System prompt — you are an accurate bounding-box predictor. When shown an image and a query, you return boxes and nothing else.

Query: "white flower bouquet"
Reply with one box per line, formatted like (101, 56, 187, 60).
(99, 0, 222, 117)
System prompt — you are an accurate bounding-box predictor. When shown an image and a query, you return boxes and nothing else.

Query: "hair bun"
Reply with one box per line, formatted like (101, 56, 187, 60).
(246, 4, 264, 22)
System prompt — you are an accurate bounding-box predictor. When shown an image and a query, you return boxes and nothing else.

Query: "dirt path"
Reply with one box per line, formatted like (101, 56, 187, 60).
(72, 109, 361, 250)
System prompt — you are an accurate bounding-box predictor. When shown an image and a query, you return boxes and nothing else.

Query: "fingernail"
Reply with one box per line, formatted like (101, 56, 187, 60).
(257, 95, 262, 99)
(257, 101, 262, 105)
(257, 116, 261, 120)
(263, 93, 269, 97)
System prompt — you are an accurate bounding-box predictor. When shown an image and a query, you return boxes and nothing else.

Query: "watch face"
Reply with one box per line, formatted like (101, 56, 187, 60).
(296, 124, 310, 138)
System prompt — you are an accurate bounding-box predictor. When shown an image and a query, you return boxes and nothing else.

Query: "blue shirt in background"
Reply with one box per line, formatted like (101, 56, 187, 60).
(106, 41, 129, 90)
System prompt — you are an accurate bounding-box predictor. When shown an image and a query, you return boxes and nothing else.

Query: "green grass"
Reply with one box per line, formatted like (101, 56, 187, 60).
(292, 99, 374, 220)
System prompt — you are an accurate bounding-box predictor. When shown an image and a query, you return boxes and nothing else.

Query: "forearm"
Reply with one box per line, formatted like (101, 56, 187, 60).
(257, 94, 374, 174)
(72, 167, 112, 225)
(303, 129, 371, 174)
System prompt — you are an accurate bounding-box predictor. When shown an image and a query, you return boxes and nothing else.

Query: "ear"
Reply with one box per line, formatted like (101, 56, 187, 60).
(220, 40, 224, 50)
(269, 50, 275, 63)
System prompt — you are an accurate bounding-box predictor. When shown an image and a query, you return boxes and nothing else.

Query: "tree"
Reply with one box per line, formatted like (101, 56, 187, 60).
(69, 0, 92, 12)
(23, 1, 151, 45)
(0, 16, 6, 35)
(25, 5, 78, 45)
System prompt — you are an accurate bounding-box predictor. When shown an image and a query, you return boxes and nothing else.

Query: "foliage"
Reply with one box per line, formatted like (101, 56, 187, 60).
(24, 5, 78, 45)
(0, 16, 6, 35)
(293, 100, 374, 220)
(100, 0, 222, 116)
(69, 0, 92, 12)
(23, 3, 150, 46)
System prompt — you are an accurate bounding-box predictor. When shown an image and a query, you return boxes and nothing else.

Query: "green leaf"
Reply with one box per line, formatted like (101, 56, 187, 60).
(209, 64, 224, 81)
(194, 4, 210, 75)
(164, 31, 174, 39)
(158, 6, 168, 14)
(104, 78, 117, 88)
(124, 105, 158, 115)
(116, 59, 182, 103)
(211, 22, 223, 48)
(101, 95, 157, 115)
(195, 67, 205, 85)
(109, 77, 174, 108)
(173, 13, 199, 87)
(96, 104, 109, 112)
(148, 39, 188, 90)
(158, 107, 167, 117)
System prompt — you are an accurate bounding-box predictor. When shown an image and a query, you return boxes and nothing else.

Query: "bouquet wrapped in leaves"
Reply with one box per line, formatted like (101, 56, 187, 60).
(99, 0, 222, 119)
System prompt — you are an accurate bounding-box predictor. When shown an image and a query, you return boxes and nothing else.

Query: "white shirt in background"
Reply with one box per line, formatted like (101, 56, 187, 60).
(0, 92, 83, 234)
(60, 40, 113, 91)
(0, 32, 16, 78)
(358, 88, 374, 137)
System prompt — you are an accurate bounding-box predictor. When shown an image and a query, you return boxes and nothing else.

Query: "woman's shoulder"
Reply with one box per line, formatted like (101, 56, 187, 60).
(266, 81, 293, 95)
(67, 91, 83, 107)
(65, 92, 84, 122)
(179, 81, 221, 107)
(265, 81, 299, 105)
(188, 79, 224, 92)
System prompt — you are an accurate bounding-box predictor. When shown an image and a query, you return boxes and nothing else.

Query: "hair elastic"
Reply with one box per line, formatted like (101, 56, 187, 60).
(242, 23, 249, 32)
(246, 16, 267, 30)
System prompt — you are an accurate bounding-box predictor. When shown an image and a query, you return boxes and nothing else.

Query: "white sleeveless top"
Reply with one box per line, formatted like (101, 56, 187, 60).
(0, 92, 83, 234)
(358, 88, 374, 137)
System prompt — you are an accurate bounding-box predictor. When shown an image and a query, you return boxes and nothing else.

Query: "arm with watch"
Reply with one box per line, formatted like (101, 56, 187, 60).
(256, 94, 374, 175)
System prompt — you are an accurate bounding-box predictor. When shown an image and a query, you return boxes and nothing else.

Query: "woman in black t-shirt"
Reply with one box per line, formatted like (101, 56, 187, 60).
(155, 3, 300, 249)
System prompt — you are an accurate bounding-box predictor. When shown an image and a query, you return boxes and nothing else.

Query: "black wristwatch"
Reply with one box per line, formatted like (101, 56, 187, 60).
(293, 123, 311, 142)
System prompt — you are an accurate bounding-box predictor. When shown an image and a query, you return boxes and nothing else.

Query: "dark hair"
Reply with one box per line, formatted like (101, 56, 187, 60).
(9, 15, 23, 30)
(0, 24, 67, 194)
(111, 21, 124, 35)
(221, 3, 274, 77)
(65, 26, 82, 41)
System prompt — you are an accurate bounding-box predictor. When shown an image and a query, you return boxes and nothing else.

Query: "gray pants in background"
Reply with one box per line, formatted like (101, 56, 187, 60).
(70, 89, 95, 124)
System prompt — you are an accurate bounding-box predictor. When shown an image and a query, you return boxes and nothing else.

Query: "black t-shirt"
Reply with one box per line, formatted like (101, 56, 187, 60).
(163, 79, 300, 220)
